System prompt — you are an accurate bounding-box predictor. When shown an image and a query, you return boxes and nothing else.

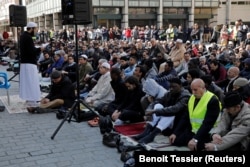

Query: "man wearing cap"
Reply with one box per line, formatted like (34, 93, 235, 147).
(85, 62, 114, 111)
(169, 39, 186, 68)
(80, 59, 107, 95)
(232, 77, 250, 104)
(185, 40, 192, 50)
(232, 77, 249, 91)
(20, 22, 44, 111)
(205, 92, 250, 151)
(78, 54, 93, 87)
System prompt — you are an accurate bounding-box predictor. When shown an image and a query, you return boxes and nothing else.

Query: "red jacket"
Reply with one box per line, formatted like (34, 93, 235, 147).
(125, 29, 132, 38)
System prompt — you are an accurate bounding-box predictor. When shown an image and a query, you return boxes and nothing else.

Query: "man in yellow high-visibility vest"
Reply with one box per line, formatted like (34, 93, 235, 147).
(169, 78, 221, 151)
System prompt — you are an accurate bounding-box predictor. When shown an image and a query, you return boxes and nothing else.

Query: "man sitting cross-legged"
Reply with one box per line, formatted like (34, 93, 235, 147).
(169, 79, 221, 151)
(84, 62, 115, 111)
(99, 68, 128, 117)
(27, 70, 76, 113)
(111, 76, 145, 125)
(134, 78, 191, 144)
(205, 91, 250, 151)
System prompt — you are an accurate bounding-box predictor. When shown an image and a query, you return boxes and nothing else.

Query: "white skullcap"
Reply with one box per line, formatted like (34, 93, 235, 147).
(176, 39, 183, 43)
(101, 62, 110, 69)
(79, 54, 88, 59)
(26, 22, 37, 28)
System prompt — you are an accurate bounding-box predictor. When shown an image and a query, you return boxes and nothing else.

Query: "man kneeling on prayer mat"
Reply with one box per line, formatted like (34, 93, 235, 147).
(27, 70, 76, 113)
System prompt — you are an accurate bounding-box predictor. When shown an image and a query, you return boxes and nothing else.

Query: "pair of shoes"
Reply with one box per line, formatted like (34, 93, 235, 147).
(88, 117, 100, 127)
(26, 107, 37, 113)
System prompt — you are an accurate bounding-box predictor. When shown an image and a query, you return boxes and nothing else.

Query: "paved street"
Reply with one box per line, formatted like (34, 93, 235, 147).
(0, 65, 123, 167)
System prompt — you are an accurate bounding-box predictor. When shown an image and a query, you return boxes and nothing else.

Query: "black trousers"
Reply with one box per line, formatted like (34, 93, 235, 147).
(118, 109, 144, 123)
(100, 102, 144, 123)
(173, 129, 210, 151)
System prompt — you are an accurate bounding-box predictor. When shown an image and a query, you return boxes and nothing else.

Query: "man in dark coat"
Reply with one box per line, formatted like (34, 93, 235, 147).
(27, 70, 76, 113)
(154, 59, 177, 89)
(99, 68, 128, 116)
(111, 76, 145, 124)
(61, 55, 77, 83)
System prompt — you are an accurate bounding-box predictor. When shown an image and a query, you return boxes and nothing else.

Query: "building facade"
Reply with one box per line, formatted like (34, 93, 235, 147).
(218, 0, 250, 25)
(0, 0, 249, 34)
(0, 0, 19, 31)
(0, 0, 219, 32)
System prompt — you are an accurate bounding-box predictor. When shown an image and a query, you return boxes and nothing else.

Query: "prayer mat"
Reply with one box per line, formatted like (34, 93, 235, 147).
(0, 93, 48, 114)
(114, 122, 146, 136)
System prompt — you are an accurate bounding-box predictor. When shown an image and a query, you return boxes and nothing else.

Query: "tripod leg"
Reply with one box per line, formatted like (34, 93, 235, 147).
(8, 73, 19, 82)
(50, 102, 77, 140)
(68, 100, 79, 122)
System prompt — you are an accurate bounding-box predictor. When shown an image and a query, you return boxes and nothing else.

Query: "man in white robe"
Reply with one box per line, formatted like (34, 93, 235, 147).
(19, 22, 43, 112)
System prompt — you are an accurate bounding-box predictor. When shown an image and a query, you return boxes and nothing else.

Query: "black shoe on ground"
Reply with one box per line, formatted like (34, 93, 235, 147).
(132, 124, 152, 141)
(0, 106, 5, 112)
(6, 67, 13, 71)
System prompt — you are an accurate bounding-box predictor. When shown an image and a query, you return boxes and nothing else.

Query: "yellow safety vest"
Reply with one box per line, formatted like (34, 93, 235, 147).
(188, 91, 221, 133)
(169, 28, 174, 38)
(50, 31, 54, 38)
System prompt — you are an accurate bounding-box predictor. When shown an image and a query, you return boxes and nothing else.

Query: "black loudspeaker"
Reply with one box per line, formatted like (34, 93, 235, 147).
(61, 0, 92, 25)
(9, 5, 27, 27)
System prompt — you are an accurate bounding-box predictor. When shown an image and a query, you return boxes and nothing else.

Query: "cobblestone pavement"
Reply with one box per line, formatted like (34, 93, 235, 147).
(0, 65, 123, 167)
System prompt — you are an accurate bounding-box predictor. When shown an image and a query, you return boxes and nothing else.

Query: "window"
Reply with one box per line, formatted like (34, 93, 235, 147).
(238, 1, 245, 5)
(129, 8, 156, 14)
(163, 8, 186, 14)
(94, 8, 120, 14)
(195, 8, 212, 14)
